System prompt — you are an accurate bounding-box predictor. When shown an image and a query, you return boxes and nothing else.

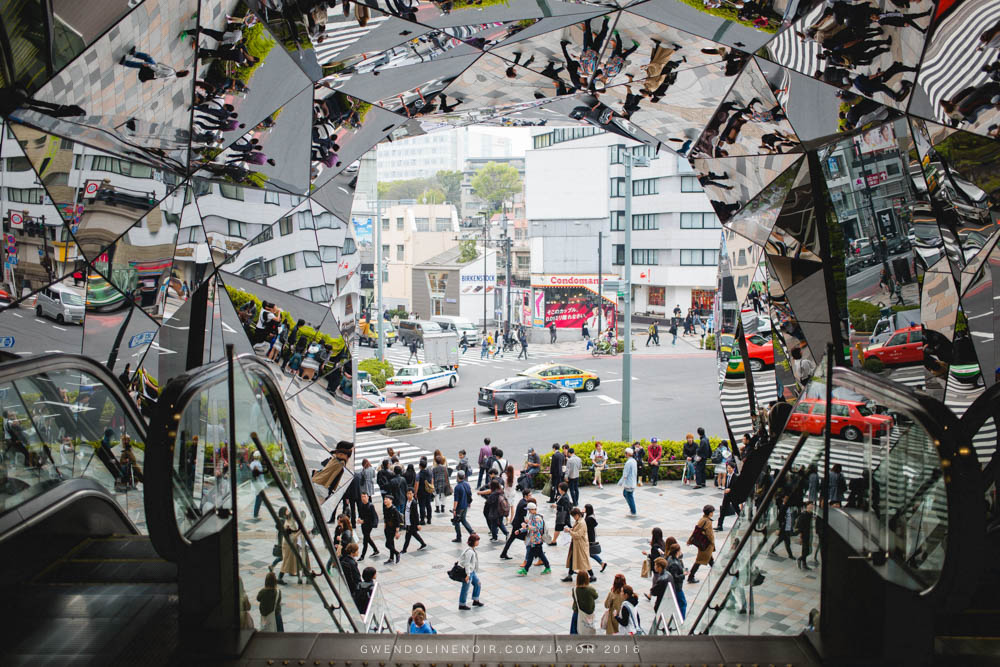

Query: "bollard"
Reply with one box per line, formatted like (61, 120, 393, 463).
(473, 407, 477, 424)
(515, 402, 518, 419)
(451, 410, 455, 427)
(429, 412, 433, 430)
(494, 404, 498, 421)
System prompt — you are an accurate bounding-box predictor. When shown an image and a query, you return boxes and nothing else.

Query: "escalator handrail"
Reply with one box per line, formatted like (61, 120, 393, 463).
(828, 367, 984, 611)
(687, 431, 811, 634)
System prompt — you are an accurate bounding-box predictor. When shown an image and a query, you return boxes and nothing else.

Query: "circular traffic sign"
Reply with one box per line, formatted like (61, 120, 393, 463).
(9, 212, 22, 226)
(84, 181, 99, 196)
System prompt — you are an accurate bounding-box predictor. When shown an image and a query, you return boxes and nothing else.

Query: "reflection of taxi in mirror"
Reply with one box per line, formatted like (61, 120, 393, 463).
(864, 325, 923, 367)
(745, 334, 774, 372)
(724, 348, 745, 378)
(785, 396, 894, 442)
(518, 363, 600, 392)
(355, 395, 405, 429)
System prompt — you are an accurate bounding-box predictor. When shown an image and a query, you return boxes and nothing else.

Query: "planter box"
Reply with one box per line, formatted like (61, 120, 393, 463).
(379, 426, 424, 436)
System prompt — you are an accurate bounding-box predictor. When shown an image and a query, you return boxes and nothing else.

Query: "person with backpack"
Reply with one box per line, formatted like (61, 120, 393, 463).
(499, 487, 532, 560)
(479, 479, 509, 541)
(516, 502, 551, 575)
(477, 438, 493, 489)
(457, 534, 484, 610)
(616, 585, 642, 635)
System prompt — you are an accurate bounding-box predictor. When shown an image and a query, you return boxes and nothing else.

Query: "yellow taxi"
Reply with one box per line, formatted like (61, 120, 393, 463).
(518, 363, 600, 392)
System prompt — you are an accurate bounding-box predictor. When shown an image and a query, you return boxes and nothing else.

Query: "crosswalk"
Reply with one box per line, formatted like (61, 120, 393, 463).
(353, 431, 472, 499)
(315, 14, 391, 66)
(720, 369, 778, 437)
(944, 380, 997, 468)
(356, 344, 578, 370)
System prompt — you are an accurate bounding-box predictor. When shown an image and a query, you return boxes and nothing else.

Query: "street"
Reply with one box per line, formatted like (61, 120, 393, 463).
(353, 336, 726, 474)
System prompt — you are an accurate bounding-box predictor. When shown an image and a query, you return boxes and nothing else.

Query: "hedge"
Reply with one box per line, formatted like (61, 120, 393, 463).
(531, 437, 724, 487)
(848, 299, 881, 334)
(225, 285, 347, 357)
(358, 358, 394, 389)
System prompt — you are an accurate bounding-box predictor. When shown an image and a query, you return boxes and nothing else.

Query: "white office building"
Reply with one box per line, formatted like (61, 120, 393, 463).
(376, 127, 515, 183)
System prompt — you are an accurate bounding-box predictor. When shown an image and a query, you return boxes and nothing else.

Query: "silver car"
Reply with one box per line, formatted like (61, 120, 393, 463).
(36, 286, 85, 325)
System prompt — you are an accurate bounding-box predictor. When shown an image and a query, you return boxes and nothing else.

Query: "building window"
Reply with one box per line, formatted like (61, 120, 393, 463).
(304, 251, 321, 267)
(279, 216, 293, 236)
(4, 156, 31, 171)
(5, 187, 44, 204)
(282, 254, 297, 272)
(314, 213, 335, 229)
(310, 286, 329, 302)
(435, 217, 451, 231)
(321, 246, 339, 262)
(632, 213, 658, 230)
(610, 144, 625, 165)
(632, 178, 658, 196)
(648, 286, 665, 306)
(680, 249, 717, 265)
(613, 244, 624, 265)
(517, 255, 530, 269)
(680, 176, 703, 192)
(885, 162, 900, 176)
(382, 218, 389, 231)
(632, 249, 658, 265)
(427, 271, 448, 294)
(737, 275, 749, 288)
(396, 244, 404, 261)
(680, 212, 721, 229)
(610, 210, 625, 231)
(227, 220, 248, 238)
(249, 226, 273, 245)
(264, 190, 280, 205)
(676, 156, 694, 173)
(90, 155, 154, 179)
(396, 217, 404, 230)
(381, 244, 389, 259)
(415, 217, 430, 231)
(219, 183, 244, 200)
(609, 177, 626, 197)
(298, 211, 316, 230)
(343, 238, 356, 255)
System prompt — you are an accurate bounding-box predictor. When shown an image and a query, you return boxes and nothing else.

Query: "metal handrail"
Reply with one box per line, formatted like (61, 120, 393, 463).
(362, 581, 394, 633)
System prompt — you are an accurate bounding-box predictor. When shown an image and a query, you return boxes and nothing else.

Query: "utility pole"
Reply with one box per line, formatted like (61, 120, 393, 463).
(621, 152, 649, 443)
(597, 231, 603, 338)
(375, 197, 384, 362)
(504, 232, 512, 336)
(482, 217, 490, 335)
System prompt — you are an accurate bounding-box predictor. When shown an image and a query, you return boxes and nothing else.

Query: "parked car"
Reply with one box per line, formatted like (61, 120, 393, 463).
(785, 396, 894, 442)
(355, 396, 405, 429)
(0, 289, 13, 308)
(864, 325, 923, 366)
(478, 377, 576, 415)
(36, 284, 85, 324)
(385, 363, 458, 395)
(396, 319, 443, 347)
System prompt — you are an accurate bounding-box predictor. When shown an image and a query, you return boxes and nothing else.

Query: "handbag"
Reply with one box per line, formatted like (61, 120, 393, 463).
(600, 608, 610, 629)
(272, 543, 282, 558)
(688, 524, 711, 551)
(573, 589, 597, 635)
(589, 542, 602, 556)
(447, 562, 467, 582)
(423, 479, 435, 494)
(641, 558, 651, 578)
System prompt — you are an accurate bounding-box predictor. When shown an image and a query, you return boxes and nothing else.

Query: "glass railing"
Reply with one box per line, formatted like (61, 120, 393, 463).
(0, 354, 148, 529)
(648, 571, 686, 635)
(362, 582, 394, 633)
(149, 352, 366, 633)
(687, 353, 979, 637)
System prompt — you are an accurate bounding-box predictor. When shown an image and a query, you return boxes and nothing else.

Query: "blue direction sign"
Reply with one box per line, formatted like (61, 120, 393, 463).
(0, 336, 15, 349)
(128, 331, 156, 348)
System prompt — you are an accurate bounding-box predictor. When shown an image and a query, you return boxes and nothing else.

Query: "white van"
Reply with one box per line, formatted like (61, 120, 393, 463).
(431, 315, 480, 345)
(36, 284, 85, 325)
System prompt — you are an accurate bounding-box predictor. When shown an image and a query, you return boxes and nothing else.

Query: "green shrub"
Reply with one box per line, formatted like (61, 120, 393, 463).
(358, 358, 394, 389)
(224, 285, 346, 357)
(848, 299, 881, 333)
(385, 415, 413, 430)
(863, 357, 885, 373)
(704, 333, 715, 350)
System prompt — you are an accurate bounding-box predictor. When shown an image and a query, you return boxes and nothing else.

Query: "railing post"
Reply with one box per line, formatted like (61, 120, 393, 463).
(494, 404, 498, 421)
(473, 408, 477, 424)
(515, 402, 518, 419)
(451, 409, 454, 427)
(429, 412, 433, 430)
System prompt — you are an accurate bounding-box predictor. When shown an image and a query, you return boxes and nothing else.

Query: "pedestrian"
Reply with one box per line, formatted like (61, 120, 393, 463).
(549, 321, 557, 343)
(682, 433, 697, 484)
(458, 534, 484, 610)
(481, 334, 491, 359)
(516, 502, 552, 575)
(714, 440, 731, 487)
(797, 501, 814, 570)
(686, 505, 716, 583)
(250, 450, 266, 518)
(603, 574, 626, 634)
(666, 542, 687, 618)
(409, 606, 438, 632)
(339, 542, 362, 599)
(583, 504, 608, 573)
(548, 442, 565, 503)
(460, 332, 469, 354)
(616, 585, 641, 635)
(647, 437, 662, 486)
(632, 441, 646, 486)
(552, 481, 573, 542)
(807, 463, 820, 504)
(354, 567, 376, 614)
(400, 488, 427, 552)
(416, 458, 434, 524)
(388, 466, 407, 510)
(669, 320, 678, 345)
(522, 446, 541, 488)
(645, 322, 656, 346)
(518, 330, 529, 359)
(256, 572, 282, 631)
(382, 496, 402, 564)
(694, 427, 711, 488)
(565, 447, 582, 506)
(619, 447, 638, 516)
(570, 569, 599, 634)
(278, 511, 304, 584)
(333, 514, 354, 560)
(407, 338, 419, 363)
(359, 458, 375, 499)
(269, 507, 288, 571)
(643, 526, 665, 569)
(826, 463, 846, 506)
(451, 470, 475, 543)
(717, 460, 738, 531)
(500, 486, 532, 560)
(432, 454, 452, 513)
(119, 46, 190, 81)
(562, 507, 594, 582)
(477, 437, 493, 489)
(590, 442, 607, 488)
(479, 479, 509, 541)
(357, 492, 380, 560)
(645, 557, 670, 611)
(769, 495, 796, 558)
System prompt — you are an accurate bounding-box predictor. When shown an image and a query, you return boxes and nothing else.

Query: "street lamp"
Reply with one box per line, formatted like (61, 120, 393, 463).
(621, 151, 649, 443)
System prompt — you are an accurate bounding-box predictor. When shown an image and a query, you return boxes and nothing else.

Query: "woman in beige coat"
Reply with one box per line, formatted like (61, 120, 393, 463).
(603, 573, 627, 634)
(278, 513, 304, 584)
(687, 504, 716, 583)
(562, 508, 593, 581)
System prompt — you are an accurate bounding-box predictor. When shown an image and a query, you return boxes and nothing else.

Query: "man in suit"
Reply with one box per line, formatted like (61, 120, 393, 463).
(499, 487, 533, 560)
(401, 488, 427, 552)
(716, 460, 739, 531)
(357, 492, 380, 560)
(548, 443, 565, 503)
(694, 427, 712, 488)
(382, 496, 402, 564)
(388, 465, 407, 511)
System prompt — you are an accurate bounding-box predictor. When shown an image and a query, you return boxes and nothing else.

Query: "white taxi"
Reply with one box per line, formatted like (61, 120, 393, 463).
(385, 364, 459, 396)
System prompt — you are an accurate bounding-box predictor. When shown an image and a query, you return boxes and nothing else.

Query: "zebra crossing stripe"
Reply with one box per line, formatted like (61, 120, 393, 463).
(315, 15, 390, 65)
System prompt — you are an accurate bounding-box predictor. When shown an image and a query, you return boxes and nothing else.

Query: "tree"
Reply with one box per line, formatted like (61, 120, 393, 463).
(435, 169, 462, 204)
(377, 178, 434, 201)
(470, 162, 522, 216)
(458, 239, 479, 263)
(418, 188, 446, 204)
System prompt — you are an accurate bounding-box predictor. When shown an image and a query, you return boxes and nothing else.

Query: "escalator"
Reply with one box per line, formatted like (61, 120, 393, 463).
(683, 357, 986, 664)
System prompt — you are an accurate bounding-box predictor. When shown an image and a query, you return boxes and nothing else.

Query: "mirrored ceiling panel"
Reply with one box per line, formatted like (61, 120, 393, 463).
(694, 152, 801, 223)
(722, 155, 803, 245)
(625, 0, 778, 53)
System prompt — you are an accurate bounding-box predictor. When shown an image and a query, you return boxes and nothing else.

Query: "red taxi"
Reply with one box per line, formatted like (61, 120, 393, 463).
(864, 325, 923, 367)
(785, 397, 894, 442)
(745, 334, 775, 371)
(355, 396, 406, 429)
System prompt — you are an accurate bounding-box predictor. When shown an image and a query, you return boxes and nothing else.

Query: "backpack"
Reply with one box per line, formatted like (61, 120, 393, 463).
(712, 447, 724, 464)
(498, 492, 510, 516)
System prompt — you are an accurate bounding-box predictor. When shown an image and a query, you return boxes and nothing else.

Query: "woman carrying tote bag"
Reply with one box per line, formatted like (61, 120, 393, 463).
(570, 570, 599, 634)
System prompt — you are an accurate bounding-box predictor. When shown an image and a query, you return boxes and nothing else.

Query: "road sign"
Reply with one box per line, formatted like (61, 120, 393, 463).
(9, 212, 23, 227)
(84, 181, 100, 196)
(0, 336, 14, 349)
(128, 331, 156, 348)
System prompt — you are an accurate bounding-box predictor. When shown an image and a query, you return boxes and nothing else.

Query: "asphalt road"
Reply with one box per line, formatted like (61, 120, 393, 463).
(847, 251, 911, 299)
(0, 306, 85, 355)
(355, 342, 727, 468)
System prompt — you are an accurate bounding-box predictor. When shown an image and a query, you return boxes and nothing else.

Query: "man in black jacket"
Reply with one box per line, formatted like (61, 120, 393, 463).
(357, 492, 380, 560)
(376, 459, 392, 496)
(416, 458, 434, 524)
(382, 496, 402, 564)
(716, 460, 738, 531)
(499, 488, 533, 560)
(551, 482, 573, 544)
(388, 466, 407, 510)
(548, 443, 565, 503)
(401, 488, 427, 552)
(339, 542, 362, 597)
(354, 566, 377, 613)
(694, 427, 712, 488)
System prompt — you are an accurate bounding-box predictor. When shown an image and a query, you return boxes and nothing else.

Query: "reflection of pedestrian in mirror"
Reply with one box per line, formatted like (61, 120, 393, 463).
(119, 47, 190, 82)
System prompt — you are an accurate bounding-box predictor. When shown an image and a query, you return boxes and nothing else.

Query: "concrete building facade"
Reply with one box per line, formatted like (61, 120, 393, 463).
(377, 203, 459, 314)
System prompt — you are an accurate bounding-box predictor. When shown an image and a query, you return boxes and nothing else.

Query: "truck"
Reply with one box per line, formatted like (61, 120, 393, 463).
(421, 332, 460, 370)
(359, 319, 396, 347)
(869, 307, 921, 347)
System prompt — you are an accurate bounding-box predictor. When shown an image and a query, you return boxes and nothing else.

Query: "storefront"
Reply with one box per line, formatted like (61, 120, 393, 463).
(691, 289, 715, 316)
(530, 274, 617, 329)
